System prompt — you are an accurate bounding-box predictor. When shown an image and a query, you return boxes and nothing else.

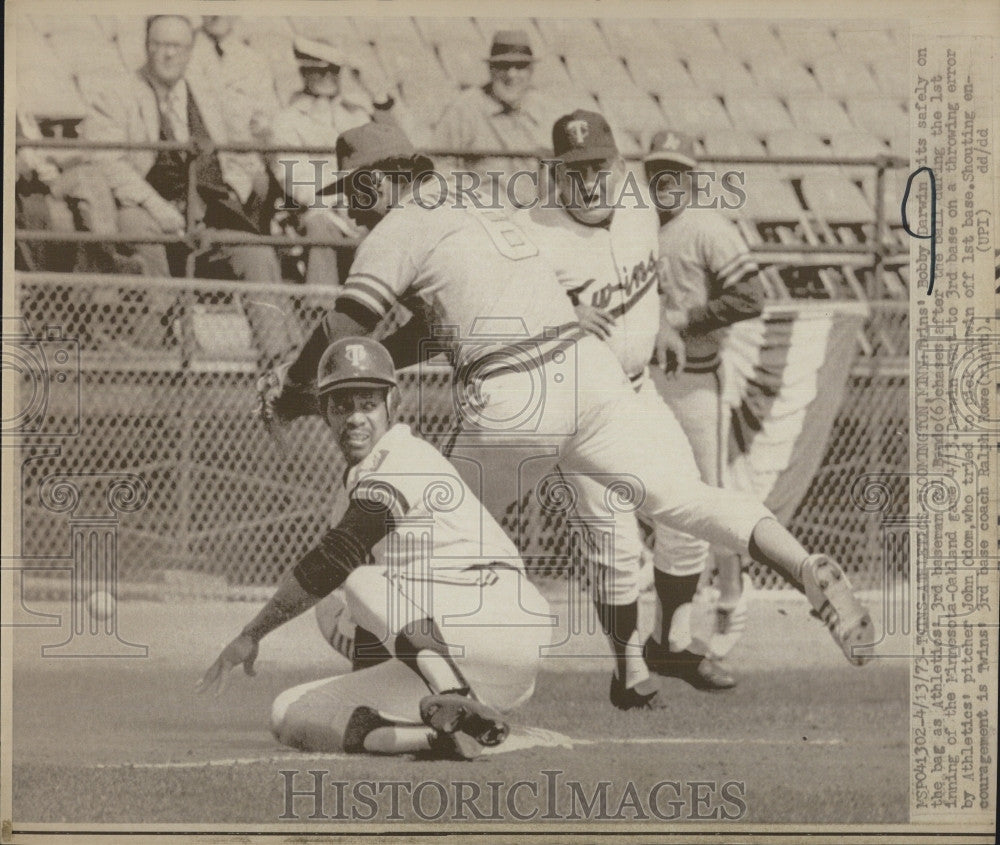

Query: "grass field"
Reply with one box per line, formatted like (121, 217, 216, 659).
(9, 590, 908, 828)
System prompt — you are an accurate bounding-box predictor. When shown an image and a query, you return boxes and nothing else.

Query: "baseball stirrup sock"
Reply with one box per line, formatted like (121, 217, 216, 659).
(596, 600, 649, 688)
(394, 619, 470, 696)
(342, 707, 432, 755)
(654, 570, 700, 651)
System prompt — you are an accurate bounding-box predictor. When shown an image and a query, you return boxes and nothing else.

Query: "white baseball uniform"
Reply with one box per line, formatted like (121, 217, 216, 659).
(271, 422, 552, 753)
(653, 209, 761, 547)
(334, 183, 772, 563)
(520, 199, 710, 606)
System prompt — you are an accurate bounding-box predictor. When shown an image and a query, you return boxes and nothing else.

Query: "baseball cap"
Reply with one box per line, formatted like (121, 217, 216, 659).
(486, 30, 538, 64)
(644, 130, 698, 170)
(326, 123, 431, 194)
(552, 109, 620, 164)
(293, 36, 345, 71)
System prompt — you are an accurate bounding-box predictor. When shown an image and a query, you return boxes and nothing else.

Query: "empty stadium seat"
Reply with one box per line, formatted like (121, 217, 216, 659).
(764, 129, 836, 179)
(534, 18, 610, 56)
(349, 16, 422, 43)
(715, 20, 785, 60)
(413, 16, 484, 49)
(98, 16, 147, 72)
(684, 53, 758, 95)
(378, 46, 451, 88)
(43, 18, 129, 79)
(16, 18, 87, 120)
(747, 55, 820, 97)
(700, 131, 767, 157)
(529, 54, 575, 90)
(660, 21, 725, 59)
(870, 54, 907, 97)
(845, 96, 907, 135)
(599, 19, 674, 59)
(810, 53, 880, 98)
(626, 55, 695, 96)
(724, 94, 795, 135)
(659, 94, 733, 133)
(562, 54, 636, 97)
(775, 24, 839, 61)
(437, 44, 490, 88)
(834, 26, 898, 59)
(786, 95, 854, 133)
(596, 93, 665, 138)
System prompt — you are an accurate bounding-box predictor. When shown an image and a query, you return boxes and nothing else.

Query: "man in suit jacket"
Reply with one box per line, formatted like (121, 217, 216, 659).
(85, 15, 279, 283)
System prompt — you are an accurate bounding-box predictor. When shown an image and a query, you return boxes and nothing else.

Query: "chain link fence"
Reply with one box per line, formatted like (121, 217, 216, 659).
(9, 273, 907, 598)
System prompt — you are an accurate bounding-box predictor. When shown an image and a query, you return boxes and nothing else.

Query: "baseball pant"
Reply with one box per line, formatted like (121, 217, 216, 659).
(271, 565, 551, 752)
(552, 373, 711, 607)
(446, 336, 770, 567)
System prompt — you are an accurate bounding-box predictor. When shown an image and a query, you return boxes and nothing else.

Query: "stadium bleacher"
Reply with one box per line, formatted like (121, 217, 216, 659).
(16, 14, 909, 301)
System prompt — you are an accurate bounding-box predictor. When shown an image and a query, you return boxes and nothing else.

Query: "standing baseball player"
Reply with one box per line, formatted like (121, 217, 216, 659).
(644, 131, 765, 682)
(199, 337, 551, 760)
(520, 110, 736, 694)
(261, 122, 873, 710)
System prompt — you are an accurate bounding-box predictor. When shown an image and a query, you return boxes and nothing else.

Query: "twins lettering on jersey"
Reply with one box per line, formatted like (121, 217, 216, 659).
(573, 252, 659, 316)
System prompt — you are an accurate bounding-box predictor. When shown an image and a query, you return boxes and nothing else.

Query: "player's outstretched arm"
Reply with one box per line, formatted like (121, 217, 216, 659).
(196, 571, 319, 696)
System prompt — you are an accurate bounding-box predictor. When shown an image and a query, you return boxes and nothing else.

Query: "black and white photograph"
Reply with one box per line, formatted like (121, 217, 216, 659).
(2, 1, 997, 841)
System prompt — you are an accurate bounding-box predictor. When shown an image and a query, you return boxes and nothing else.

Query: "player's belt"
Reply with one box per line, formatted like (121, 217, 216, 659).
(627, 368, 646, 388)
(460, 330, 584, 387)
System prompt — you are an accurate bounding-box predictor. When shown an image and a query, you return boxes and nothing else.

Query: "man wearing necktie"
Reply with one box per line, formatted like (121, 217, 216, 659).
(270, 37, 400, 286)
(85, 15, 281, 283)
(84, 15, 293, 360)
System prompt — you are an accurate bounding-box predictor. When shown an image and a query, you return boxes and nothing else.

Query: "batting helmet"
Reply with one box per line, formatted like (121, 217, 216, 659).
(316, 337, 397, 395)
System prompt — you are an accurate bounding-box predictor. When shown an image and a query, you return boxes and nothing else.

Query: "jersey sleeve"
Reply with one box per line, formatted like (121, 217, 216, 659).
(337, 208, 426, 321)
(702, 214, 760, 290)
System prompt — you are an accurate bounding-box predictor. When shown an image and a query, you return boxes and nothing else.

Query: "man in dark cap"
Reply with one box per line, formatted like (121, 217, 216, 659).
(434, 30, 557, 153)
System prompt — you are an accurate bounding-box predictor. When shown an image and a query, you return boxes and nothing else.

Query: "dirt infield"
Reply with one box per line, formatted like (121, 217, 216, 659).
(9, 592, 908, 826)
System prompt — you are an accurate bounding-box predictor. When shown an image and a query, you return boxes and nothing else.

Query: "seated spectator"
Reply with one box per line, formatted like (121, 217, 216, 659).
(85, 14, 280, 282)
(84, 15, 295, 362)
(270, 37, 399, 286)
(432, 30, 559, 205)
(15, 109, 120, 274)
(188, 15, 281, 234)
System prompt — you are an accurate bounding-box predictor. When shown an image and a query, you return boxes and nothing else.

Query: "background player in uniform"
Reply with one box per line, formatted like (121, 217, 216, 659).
(199, 337, 550, 760)
(521, 110, 736, 694)
(259, 122, 874, 710)
(644, 131, 766, 682)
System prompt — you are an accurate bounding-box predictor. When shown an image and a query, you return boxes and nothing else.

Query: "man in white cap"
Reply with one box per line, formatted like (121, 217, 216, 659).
(270, 36, 400, 285)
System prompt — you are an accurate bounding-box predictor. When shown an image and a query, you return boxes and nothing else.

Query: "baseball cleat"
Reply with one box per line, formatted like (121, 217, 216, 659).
(801, 554, 873, 666)
(609, 673, 669, 710)
(643, 638, 737, 690)
(420, 693, 509, 760)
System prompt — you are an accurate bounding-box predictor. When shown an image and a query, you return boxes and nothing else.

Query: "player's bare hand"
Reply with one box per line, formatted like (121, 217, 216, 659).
(196, 634, 259, 697)
(655, 322, 687, 376)
(575, 304, 615, 340)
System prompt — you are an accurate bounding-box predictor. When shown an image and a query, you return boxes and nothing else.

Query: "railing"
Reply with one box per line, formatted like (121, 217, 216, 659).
(16, 137, 910, 294)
